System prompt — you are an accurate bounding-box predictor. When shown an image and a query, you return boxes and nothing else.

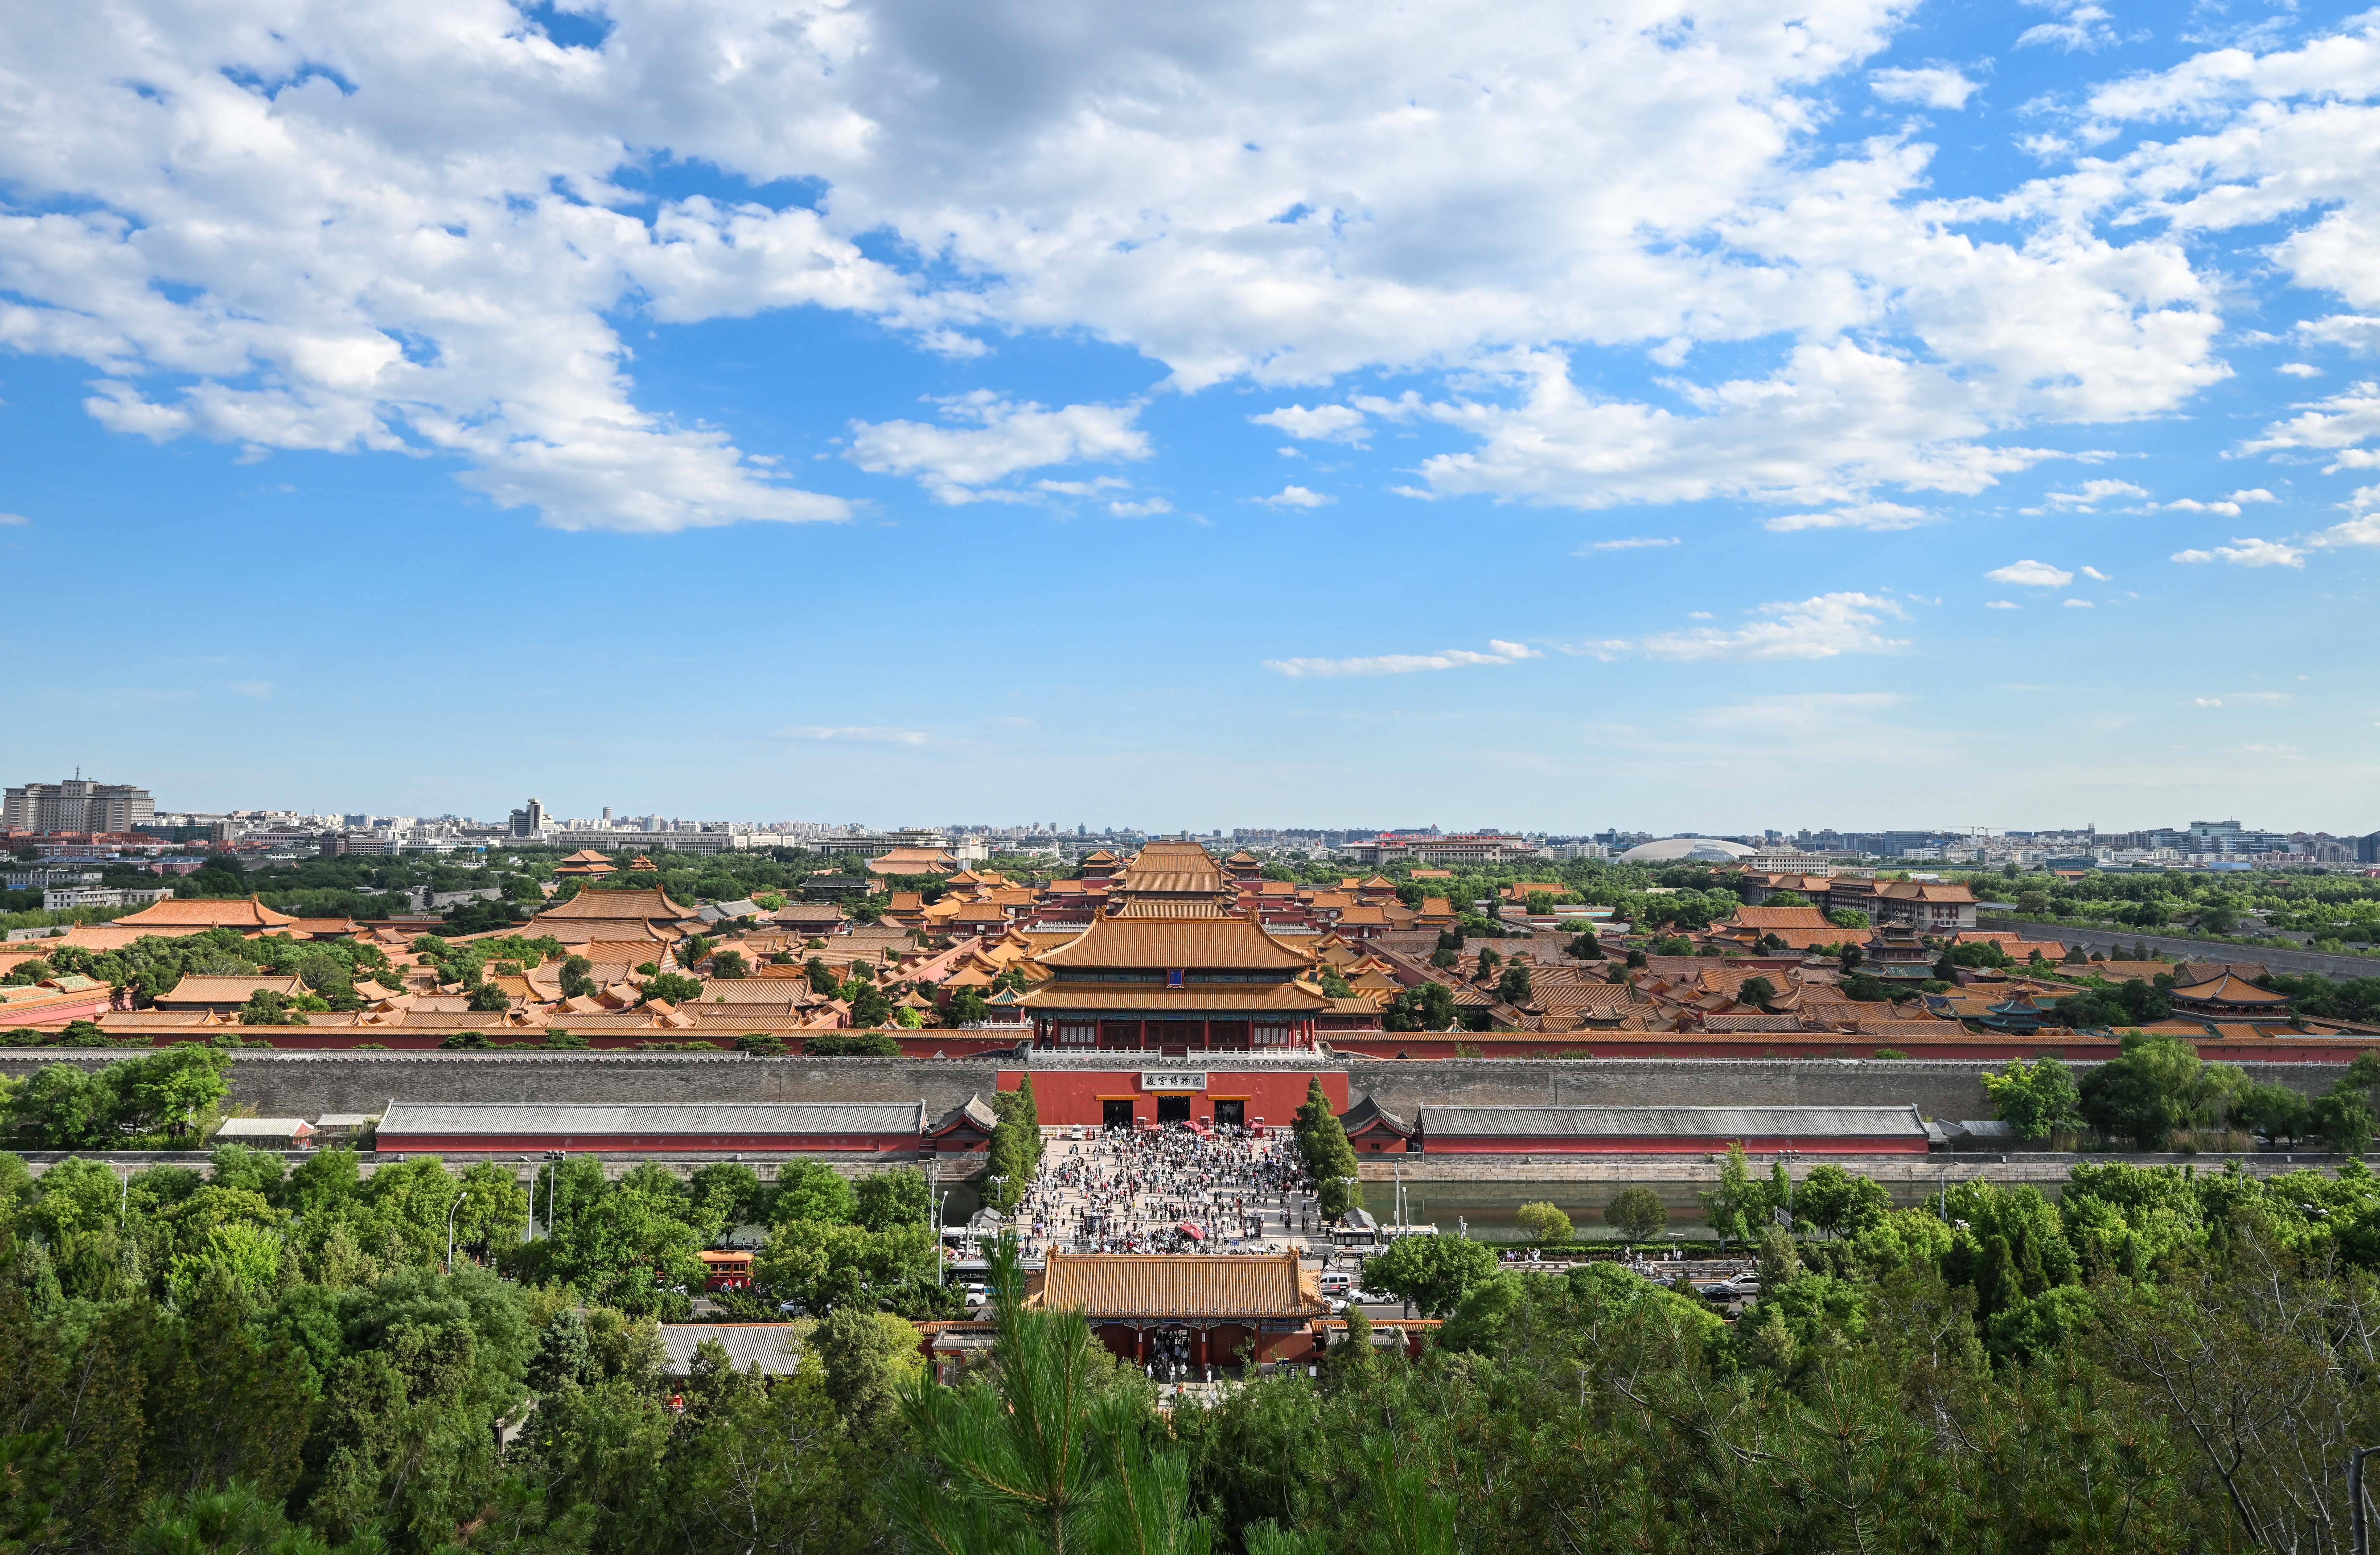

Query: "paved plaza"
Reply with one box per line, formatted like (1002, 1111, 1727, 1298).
(1009, 1126, 1335, 1260)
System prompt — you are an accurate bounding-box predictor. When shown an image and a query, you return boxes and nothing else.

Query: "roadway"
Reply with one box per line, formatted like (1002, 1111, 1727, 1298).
(1983, 918, 2380, 980)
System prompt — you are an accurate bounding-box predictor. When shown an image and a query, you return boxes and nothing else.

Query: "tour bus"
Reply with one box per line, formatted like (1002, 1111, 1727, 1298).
(698, 1250, 754, 1292)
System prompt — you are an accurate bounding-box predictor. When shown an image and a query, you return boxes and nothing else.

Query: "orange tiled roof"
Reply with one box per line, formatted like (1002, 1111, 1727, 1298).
(2171, 973, 2290, 1005)
(533, 888, 694, 922)
(1029, 1251, 1329, 1319)
(1731, 906, 1833, 929)
(1036, 913, 1312, 970)
(152, 975, 306, 1005)
(116, 895, 298, 929)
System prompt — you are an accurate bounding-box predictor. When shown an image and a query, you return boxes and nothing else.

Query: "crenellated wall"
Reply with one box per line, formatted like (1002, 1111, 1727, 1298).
(0, 1049, 2349, 1126)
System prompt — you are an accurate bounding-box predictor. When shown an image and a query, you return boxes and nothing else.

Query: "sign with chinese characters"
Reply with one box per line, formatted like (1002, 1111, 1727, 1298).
(1139, 1071, 1207, 1093)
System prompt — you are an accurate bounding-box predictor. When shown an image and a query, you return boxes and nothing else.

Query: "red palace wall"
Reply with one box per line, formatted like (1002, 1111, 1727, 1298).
(998, 1068, 1347, 1129)
(372, 1130, 919, 1154)
(1422, 1133, 1928, 1156)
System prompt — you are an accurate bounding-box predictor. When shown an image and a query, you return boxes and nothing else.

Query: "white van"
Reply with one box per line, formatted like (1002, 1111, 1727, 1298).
(1318, 1270, 1355, 1298)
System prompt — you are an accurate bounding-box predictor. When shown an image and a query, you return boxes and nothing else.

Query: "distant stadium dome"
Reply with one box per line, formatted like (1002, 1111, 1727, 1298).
(1616, 837, 1757, 864)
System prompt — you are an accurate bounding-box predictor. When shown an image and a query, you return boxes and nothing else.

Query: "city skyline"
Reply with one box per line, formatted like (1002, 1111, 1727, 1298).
(4, 2, 2379, 827)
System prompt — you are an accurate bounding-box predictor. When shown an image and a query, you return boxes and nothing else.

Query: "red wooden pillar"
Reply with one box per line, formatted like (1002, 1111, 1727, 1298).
(1137, 1018, 1148, 1050)
(1200, 1019, 1211, 1051)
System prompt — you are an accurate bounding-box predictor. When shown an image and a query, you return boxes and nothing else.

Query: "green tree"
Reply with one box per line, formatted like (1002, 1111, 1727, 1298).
(855, 1166, 930, 1232)
(1292, 1079, 1363, 1218)
(1382, 982, 1457, 1032)
(987, 1078, 1042, 1213)
(557, 955, 596, 999)
(894, 1242, 1210, 1554)
(239, 989, 308, 1027)
(1493, 965, 1532, 1005)
(1791, 1163, 1892, 1238)
(1514, 1201, 1572, 1245)
(2311, 1087, 2377, 1155)
(639, 971, 703, 1006)
(1361, 1233, 1497, 1317)
(1604, 1185, 1667, 1242)
(805, 1032, 900, 1057)
(1735, 975, 1776, 1009)
(1981, 1056, 2082, 1142)
(774, 1159, 858, 1224)
(2078, 1034, 2200, 1150)
(1696, 1142, 1767, 1250)
(849, 984, 895, 1027)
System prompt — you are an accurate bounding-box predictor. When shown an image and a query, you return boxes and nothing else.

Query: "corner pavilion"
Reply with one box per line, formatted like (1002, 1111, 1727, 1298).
(1021, 841, 1329, 1055)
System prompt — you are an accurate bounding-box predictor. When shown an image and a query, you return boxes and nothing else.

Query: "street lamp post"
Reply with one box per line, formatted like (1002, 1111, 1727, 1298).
(545, 1150, 566, 1239)
(518, 1156, 533, 1241)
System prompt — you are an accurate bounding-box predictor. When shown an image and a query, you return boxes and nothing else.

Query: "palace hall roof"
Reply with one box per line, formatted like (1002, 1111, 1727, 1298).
(1028, 1251, 1330, 1320)
(1020, 982, 1331, 1012)
(115, 894, 298, 930)
(1034, 912, 1313, 971)
(2170, 973, 2290, 1005)
(1117, 841, 1228, 897)
(530, 887, 695, 923)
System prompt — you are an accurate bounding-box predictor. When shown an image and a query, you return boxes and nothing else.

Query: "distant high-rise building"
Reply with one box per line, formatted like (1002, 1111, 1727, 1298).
(509, 797, 547, 838)
(3, 777, 155, 834)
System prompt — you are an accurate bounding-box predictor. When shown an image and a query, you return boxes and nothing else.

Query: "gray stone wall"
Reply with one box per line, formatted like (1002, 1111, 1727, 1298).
(1345, 1057, 2345, 1118)
(1, 1049, 2349, 1124)
(0, 1051, 1002, 1119)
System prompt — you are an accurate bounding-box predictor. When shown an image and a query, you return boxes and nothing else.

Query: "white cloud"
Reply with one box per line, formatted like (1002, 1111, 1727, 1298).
(2164, 498, 2242, 515)
(227, 680, 274, 698)
(2043, 479, 2150, 510)
(1633, 593, 1911, 662)
(1265, 639, 1539, 678)
(2061, 597, 2095, 607)
(1986, 559, 2074, 587)
(1106, 497, 1174, 517)
(1034, 478, 1133, 497)
(2280, 362, 2324, 377)
(0, 0, 2246, 533)
(1250, 404, 1368, 444)
(1763, 501, 1936, 533)
(780, 726, 930, 746)
(1869, 66, 1982, 110)
(2016, 0, 2118, 52)
(1574, 536, 1681, 554)
(0, 513, 26, 526)
(2170, 537, 2306, 568)
(2229, 489, 2278, 504)
(1259, 486, 1334, 509)
(2079, 565, 2110, 580)
(2194, 692, 2292, 707)
(846, 394, 1149, 503)
(1984, 599, 2020, 609)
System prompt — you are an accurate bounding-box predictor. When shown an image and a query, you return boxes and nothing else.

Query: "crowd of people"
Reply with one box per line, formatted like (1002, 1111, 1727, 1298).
(1008, 1123, 1325, 1256)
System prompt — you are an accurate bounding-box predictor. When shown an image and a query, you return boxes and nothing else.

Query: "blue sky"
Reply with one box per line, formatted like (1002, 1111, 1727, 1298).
(3, 0, 2379, 833)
